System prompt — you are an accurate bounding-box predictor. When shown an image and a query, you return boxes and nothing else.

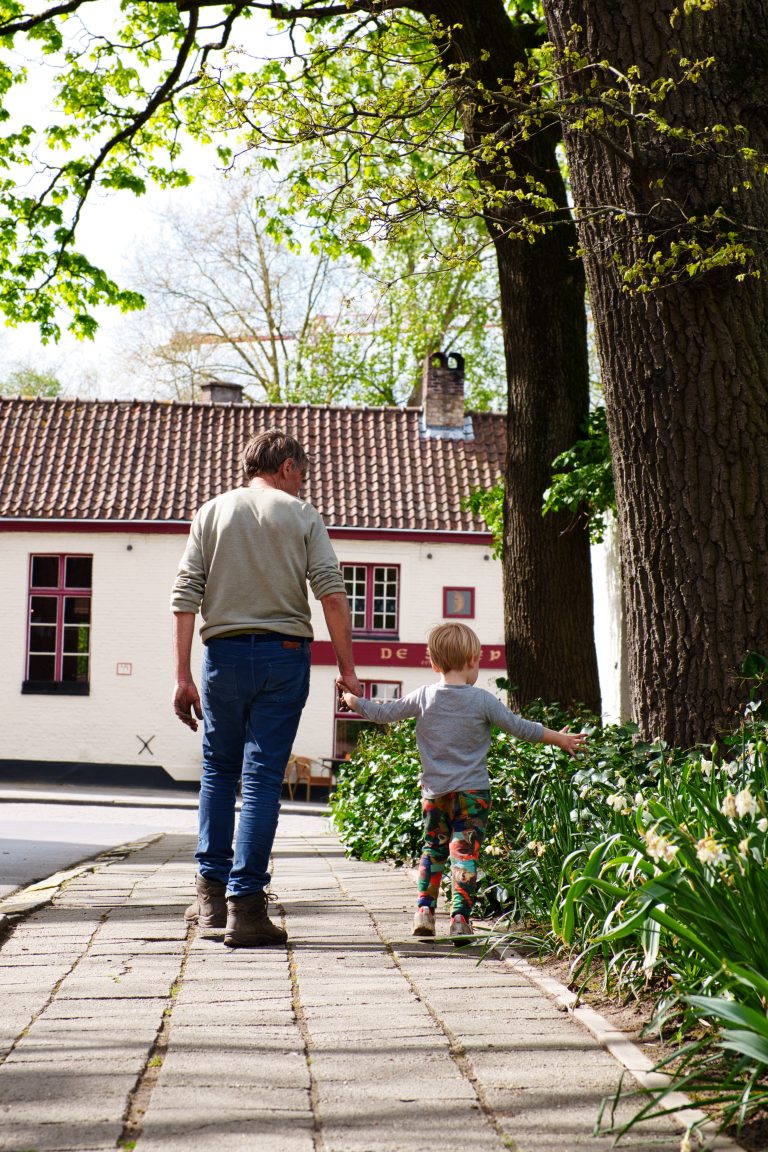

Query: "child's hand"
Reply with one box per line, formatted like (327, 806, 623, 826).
(557, 726, 588, 758)
(342, 690, 361, 713)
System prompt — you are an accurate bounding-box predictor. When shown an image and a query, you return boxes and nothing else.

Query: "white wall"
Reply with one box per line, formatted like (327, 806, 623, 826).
(2, 531, 206, 780)
(591, 516, 630, 724)
(3, 527, 626, 777)
(2, 531, 506, 780)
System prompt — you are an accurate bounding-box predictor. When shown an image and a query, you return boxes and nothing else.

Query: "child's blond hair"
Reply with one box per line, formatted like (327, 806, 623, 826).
(427, 622, 482, 673)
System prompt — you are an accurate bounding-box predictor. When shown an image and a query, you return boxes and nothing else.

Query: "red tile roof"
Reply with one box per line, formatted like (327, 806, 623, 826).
(0, 398, 506, 533)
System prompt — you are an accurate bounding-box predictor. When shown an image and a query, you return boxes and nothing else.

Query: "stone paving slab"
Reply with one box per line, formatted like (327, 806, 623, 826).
(0, 812, 713, 1152)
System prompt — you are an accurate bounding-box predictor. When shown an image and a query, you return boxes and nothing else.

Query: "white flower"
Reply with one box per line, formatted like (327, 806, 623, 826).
(644, 828, 679, 864)
(738, 837, 751, 856)
(721, 792, 738, 819)
(634, 792, 644, 806)
(607, 793, 626, 811)
(725, 760, 740, 778)
(735, 787, 758, 819)
(696, 835, 726, 865)
(527, 840, 546, 857)
(759, 818, 768, 833)
(699, 758, 713, 777)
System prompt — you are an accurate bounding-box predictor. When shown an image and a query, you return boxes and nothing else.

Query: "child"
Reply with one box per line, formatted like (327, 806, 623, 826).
(342, 622, 587, 940)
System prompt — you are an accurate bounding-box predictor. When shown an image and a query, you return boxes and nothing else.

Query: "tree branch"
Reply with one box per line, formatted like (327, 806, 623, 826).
(0, 0, 93, 38)
(35, 6, 202, 290)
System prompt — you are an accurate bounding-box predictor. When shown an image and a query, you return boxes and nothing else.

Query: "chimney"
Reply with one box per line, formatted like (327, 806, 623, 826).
(421, 351, 470, 438)
(199, 379, 245, 405)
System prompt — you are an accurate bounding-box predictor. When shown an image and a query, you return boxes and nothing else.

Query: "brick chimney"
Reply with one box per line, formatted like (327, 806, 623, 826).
(421, 351, 469, 438)
(199, 379, 245, 405)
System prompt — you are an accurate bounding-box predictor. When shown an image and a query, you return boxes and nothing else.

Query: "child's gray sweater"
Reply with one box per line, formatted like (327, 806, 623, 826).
(354, 682, 544, 797)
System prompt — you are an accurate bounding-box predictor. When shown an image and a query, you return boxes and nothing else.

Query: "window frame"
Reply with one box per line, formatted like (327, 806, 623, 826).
(333, 679, 402, 760)
(22, 553, 93, 695)
(341, 562, 400, 638)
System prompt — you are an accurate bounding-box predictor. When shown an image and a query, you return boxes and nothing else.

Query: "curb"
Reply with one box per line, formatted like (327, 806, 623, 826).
(0, 834, 163, 918)
(500, 947, 744, 1151)
(0, 786, 328, 816)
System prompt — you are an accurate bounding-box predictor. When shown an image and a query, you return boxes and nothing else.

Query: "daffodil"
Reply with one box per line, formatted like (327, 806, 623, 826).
(696, 835, 726, 865)
(721, 791, 738, 819)
(735, 787, 758, 818)
(644, 827, 679, 864)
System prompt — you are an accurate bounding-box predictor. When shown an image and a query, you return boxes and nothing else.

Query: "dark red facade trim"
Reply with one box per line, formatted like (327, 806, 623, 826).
(0, 519, 188, 534)
(311, 640, 505, 669)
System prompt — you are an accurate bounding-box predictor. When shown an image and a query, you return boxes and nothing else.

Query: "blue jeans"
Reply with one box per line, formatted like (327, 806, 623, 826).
(196, 634, 310, 898)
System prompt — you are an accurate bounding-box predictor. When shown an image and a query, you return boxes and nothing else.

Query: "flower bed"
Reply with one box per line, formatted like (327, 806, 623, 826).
(330, 694, 768, 1146)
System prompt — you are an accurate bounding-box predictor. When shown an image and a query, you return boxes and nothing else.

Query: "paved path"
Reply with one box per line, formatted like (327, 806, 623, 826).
(0, 812, 696, 1151)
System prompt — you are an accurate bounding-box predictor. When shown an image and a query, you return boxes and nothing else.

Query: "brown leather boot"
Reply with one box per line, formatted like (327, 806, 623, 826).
(184, 873, 227, 932)
(224, 891, 287, 947)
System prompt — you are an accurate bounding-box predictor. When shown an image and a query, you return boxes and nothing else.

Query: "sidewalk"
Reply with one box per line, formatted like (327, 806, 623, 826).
(0, 811, 723, 1152)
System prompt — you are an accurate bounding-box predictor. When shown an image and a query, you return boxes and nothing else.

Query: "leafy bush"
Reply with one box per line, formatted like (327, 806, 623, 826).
(562, 728, 768, 1141)
(330, 720, 422, 862)
(541, 404, 616, 544)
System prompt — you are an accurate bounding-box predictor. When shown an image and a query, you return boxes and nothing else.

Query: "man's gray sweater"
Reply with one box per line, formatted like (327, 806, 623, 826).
(170, 486, 346, 642)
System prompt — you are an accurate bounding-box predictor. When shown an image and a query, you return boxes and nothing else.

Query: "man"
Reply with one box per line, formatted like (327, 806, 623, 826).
(171, 429, 362, 947)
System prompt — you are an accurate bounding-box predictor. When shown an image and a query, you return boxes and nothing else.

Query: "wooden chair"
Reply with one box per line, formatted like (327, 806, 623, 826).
(284, 755, 334, 801)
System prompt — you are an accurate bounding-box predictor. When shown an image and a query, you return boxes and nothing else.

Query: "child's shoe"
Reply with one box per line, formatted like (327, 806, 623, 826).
(449, 914, 473, 942)
(412, 907, 436, 937)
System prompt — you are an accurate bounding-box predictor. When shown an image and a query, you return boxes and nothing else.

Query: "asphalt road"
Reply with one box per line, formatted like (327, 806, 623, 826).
(0, 793, 199, 900)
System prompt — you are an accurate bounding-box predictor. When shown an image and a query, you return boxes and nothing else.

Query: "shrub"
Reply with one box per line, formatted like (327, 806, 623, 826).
(329, 720, 422, 863)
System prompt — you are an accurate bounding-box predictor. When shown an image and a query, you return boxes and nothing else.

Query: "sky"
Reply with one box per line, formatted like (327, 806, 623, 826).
(0, 182, 201, 398)
(0, 8, 286, 399)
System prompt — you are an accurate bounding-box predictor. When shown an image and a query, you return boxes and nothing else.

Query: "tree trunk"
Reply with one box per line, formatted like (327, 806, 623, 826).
(431, 0, 601, 712)
(495, 189, 600, 712)
(542, 0, 768, 744)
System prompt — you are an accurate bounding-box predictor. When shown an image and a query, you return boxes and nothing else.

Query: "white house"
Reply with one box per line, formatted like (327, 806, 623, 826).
(4, 353, 588, 784)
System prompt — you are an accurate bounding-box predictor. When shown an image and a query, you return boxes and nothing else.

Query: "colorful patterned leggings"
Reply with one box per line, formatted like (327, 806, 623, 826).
(417, 790, 491, 918)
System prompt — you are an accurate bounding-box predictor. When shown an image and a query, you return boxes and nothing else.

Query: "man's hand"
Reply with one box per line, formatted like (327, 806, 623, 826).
(173, 679, 203, 731)
(336, 672, 363, 697)
(341, 689, 362, 713)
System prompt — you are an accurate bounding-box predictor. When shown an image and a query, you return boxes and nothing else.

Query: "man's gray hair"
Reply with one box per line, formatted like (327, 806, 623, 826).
(242, 430, 309, 480)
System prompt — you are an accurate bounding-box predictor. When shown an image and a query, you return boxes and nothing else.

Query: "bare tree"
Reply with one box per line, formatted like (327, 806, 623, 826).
(125, 169, 506, 406)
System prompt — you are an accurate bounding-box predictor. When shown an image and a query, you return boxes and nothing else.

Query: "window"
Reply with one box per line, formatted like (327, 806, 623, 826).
(23, 554, 92, 695)
(444, 587, 475, 618)
(334, 680, 402, 760)
(342, 564, 399, 636)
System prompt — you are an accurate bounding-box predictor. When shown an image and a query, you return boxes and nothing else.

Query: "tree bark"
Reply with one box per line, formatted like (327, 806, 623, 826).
(429, 0, 601, 712)
(542, 0, 768, 744)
